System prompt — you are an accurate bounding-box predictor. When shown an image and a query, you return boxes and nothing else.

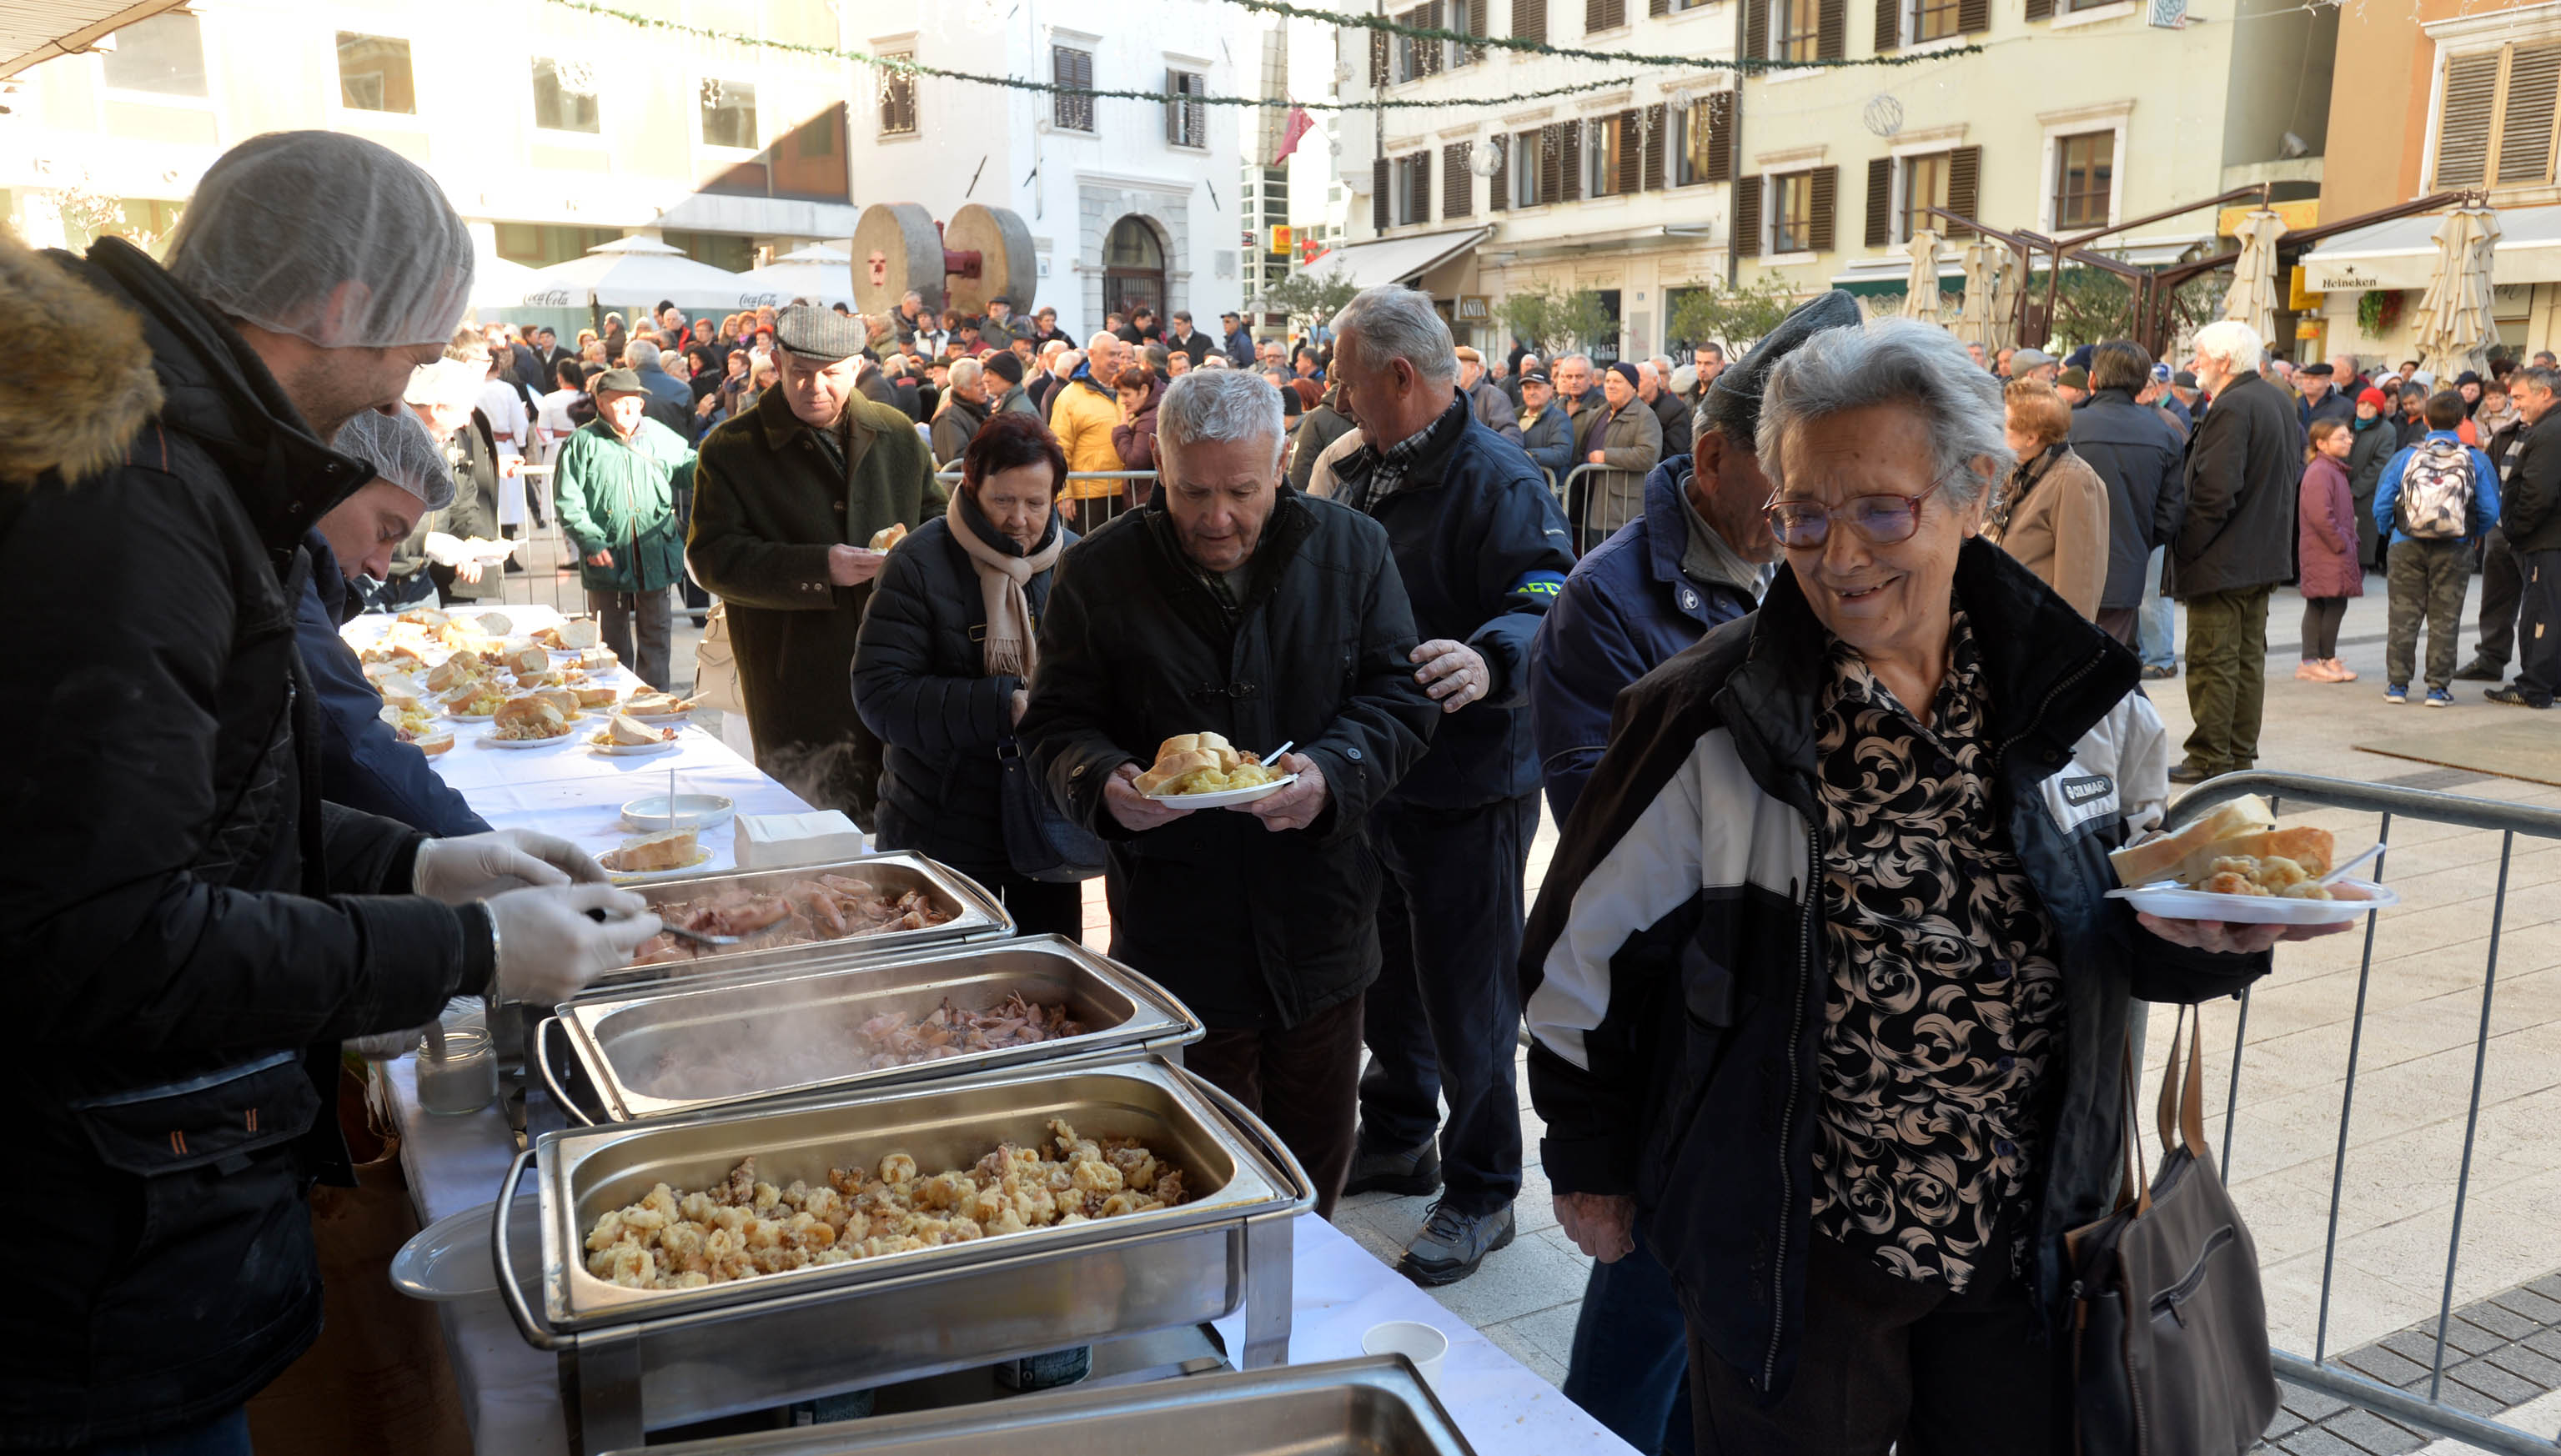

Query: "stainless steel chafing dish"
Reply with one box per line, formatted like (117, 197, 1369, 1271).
(582, 851, 1015, 998)
(540, 935, 1204, 1124)
(495, 1057, 1311, 1453)
(599, 1356, 1479, 1456)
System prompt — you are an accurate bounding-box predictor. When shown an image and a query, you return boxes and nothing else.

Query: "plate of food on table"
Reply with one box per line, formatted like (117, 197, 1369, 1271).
(622, 691, 695, 724)
(590, 713, 682, 756)
(1136, 731, 1295, 808)
(598, 827, 715, 879)
(2106, 794, 2393, 925)
(482, 695, 580, 747)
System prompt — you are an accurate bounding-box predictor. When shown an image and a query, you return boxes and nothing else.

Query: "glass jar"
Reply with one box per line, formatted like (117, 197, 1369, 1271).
(418, 1027, 498, 1116)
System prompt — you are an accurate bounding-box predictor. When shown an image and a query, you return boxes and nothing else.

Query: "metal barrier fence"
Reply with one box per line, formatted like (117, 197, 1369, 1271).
(932, 469, 1156, 529)
(2167, 771, 2561, 1454)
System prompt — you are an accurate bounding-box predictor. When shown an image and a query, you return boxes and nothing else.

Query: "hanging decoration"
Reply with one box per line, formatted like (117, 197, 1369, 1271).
(1214, 0, 1983, 72)
(544, 0, 1643, 110)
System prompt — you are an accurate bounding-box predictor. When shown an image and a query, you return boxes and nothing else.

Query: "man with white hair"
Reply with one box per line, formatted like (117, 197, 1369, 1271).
(1325, 284, 1574, 1285)
(1051, 332, 1129, 526)
(1018, 369, 1439, 1219)
(1455, 345, 1522, 443)
(930, 355, 991, 467)
(623, 336, 694, 434)
(2, 129, 657, 1451)
(2165, 319, 2305, 780)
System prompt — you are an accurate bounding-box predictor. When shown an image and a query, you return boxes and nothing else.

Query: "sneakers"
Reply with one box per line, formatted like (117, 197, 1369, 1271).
(2453, 658, 2505, 682)
(1396, 1200, 1515, 1287)
(2296, 659, 2357, 683)
(2485, 685, 2554, 709)
(2384, 684, 2408, 704)
(2426, 688, 2453, 708)
(1343, 1139, 1442, 1198)
(2326, 658, 2358, 682)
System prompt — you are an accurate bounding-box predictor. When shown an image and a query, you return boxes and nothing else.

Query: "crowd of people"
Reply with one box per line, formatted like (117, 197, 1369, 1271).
(4, 124, 2513, 1456)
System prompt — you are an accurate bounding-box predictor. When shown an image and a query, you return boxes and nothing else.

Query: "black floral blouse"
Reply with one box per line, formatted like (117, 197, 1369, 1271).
(1805, 610, 2064, 1292)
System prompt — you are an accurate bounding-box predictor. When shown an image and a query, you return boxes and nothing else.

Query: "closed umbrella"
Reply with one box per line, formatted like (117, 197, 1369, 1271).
(1956, 239, 1998, 349)
(525, 234, 780, 315)
(2413, 205, 2502, 386)
(1901, 229, 1944, 322)
(2222, 208, 2287, 349)
(741, 243, 856, 308)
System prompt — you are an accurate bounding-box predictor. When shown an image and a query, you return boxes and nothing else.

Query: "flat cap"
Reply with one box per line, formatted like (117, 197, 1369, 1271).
(776, 303, 867, 363)
(2300, 362, 2334, 377)
(2011, 347, 2056, 370)
(2172, 369, 2199, 389)
(1699, 288, 1861, 439)
(594, 367, 645, 394)
(1519, 364, 1550, 384)
(2056, 366, 2089, 391)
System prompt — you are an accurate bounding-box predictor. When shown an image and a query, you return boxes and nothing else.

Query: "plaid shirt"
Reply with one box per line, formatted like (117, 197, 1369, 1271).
(1335, 394, 1471, 515)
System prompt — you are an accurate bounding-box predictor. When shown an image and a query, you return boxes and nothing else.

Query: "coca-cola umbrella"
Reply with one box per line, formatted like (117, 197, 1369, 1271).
(523, 235, 783, 329)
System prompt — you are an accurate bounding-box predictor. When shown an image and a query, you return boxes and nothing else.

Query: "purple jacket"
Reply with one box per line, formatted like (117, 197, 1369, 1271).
(2297, 454, 2362, 599)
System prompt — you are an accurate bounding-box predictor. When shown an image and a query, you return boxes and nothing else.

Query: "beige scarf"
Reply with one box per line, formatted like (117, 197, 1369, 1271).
(943, 499, 1063, 680)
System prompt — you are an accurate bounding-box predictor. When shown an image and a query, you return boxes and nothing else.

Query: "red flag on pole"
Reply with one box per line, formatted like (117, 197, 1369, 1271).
(1273, 106, 1315, 165)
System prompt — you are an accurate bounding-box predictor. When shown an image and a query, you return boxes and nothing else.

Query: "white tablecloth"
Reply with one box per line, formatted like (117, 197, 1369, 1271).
(362, 604, 1630, 1456)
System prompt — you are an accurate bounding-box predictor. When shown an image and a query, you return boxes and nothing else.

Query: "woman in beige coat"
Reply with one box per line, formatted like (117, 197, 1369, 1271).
(1989, 379, 2109, 619)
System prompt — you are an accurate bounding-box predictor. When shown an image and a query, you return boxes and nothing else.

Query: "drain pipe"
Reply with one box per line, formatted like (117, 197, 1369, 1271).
(1725, 13, 1745, 289)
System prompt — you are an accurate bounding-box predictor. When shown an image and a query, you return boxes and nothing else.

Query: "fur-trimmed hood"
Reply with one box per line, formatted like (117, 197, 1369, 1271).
(0, 227, 163, 486)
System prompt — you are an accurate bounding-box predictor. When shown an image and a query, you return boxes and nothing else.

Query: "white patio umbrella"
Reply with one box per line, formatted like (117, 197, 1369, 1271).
(741, 243, 856, 308)
(468, 252, 546, 314)
(523, 234, 781, 314)
(2222, 208, 2287, 350)
(1901, 229, 1944, 321)
(2413, 205, 2502, 385)
(1956, 240, 1997, 349)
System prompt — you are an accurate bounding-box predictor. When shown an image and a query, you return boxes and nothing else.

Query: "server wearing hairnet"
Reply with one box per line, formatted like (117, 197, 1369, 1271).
(0, 131, 663, 1450)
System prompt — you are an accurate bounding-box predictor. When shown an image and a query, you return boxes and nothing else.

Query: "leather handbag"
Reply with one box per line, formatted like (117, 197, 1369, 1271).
(690, 600, 747, 714)
(2068, 1006, 2280, 1455)
(996, 737, 1104, 883)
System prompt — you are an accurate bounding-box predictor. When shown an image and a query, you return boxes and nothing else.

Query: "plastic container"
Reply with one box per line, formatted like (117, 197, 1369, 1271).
(419, 1027, 498, 1116)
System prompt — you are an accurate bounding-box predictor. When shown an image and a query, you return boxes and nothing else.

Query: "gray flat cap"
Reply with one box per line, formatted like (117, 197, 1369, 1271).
(1696, 289, 1861, 444)
(776, 304, 867, 363)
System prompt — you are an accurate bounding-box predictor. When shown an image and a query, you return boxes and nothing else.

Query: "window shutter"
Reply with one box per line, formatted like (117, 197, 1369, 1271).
(1539, 125, 1562, 203)
(1492, 135, 1512, 210)
(1164, 69, 1180, 144)
(1653, 0, 1672, 13)
(1468, 0, 1490, 62)
(1808, 165, 1838, 252)
(1616, 110, 1643, 193)
(1865, 156, 1894, 248)
(1705, 91, 1734, 182)
(1560, 118, 1583, 199)
(1444, 143, 1474, 216)
(1643, 103, 1667, 189)
(1957, 0, 1989, 30)
(1745, 0, 1769, 60)
(1374, 157, 1393, 228)
(1603, 0, 1629, 28)
(1876, 0, 1899, 49)
(1817, 0, 1845, 60)
(2024, 0, 2051, 19)
(2435, 51, 2499, 187)
(1946, 144, 1980, 238)
(1515, 0, 1547, 44)
(1414, 150, 1434, 224)
(2500, 43, 2561, 184)
(1735, 174, 1763, 257)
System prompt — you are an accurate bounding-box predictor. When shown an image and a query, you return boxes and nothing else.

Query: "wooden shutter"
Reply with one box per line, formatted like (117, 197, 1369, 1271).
(2023, 0, 2051, 20)
(1559, 119, 1583, 200)
(1164, 69, 1180, 144)
(2499, 43, 2561, 184)
(1652, 0, 1672, 13)
(1444, 143, 1474, 217)
(1642, 103, 1667, 189)
(1491, 135, 1512, 210)
(1876, 0, 1899, 50)
(1705, 91, 1734, 182)
(1584, 0, 1626, 29)
(2435, 51, 2499, 187)
(1539, 125, 1563, 203)
(1744, 0, 1769, 60)
(1817, 0, 1845, 60)
(1373, 158, 1393, 228)
(1945, 144, 1980, 238)
(1467, 0, 1489, 62)
(1865, 156, 1894, 248)
(1515, 0, 1547, 44)
(1807, 165, 1838, 253)
(1414, 150, 1434, 224)
(1735, 174, 1763, 257)
(1957, 0, 1989, 31)
(1615, 110, 1643, 193)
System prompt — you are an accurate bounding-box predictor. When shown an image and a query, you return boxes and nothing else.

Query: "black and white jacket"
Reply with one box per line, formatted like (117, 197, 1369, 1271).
(1520, 538, 2268, 1398)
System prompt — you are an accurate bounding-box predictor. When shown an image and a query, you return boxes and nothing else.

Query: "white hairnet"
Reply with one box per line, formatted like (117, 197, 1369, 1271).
(404, 358, 485, 412)
(166, 131, 472, 349)
(334, 406, 454, 511)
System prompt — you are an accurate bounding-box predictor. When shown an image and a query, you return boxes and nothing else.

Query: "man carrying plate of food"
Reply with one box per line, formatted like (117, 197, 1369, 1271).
(1020, 369, 1439, 1218)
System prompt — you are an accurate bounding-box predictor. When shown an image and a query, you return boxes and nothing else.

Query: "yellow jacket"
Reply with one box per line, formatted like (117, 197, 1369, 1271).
(1047, 370, 1124, 495)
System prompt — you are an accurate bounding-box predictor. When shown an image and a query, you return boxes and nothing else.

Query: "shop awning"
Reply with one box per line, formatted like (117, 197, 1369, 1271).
(1303, 227, 1490, 291)
(2304, 204, 2561, 291)
(1830, 257, 1964, 298)
(2, 0, 186, 79)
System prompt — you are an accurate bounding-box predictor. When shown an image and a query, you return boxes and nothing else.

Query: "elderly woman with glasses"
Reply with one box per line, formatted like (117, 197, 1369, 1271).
(1523, 319, 2333, 1454)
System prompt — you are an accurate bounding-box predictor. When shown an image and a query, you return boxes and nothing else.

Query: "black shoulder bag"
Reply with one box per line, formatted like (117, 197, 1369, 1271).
(997, 738, 1105, 883)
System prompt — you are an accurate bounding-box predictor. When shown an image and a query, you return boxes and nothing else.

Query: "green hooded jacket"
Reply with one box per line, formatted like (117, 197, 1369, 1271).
(552, 415, 695, 592)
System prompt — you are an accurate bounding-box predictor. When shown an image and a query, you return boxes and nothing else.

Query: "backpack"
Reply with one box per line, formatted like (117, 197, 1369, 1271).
(2398, 439, 2474, 540)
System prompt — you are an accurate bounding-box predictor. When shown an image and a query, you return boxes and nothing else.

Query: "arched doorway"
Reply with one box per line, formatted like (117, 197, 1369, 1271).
(1102, 215, 1165, 323)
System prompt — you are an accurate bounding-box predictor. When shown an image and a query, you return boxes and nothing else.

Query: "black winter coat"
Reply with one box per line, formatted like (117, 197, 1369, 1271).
(2503, 407, 2561, 555)
(1019, 489, 1438, 1028)
(852, 505, 1071, 872)
(2345, 418, 2398, 570)
(2167, 370, 2304, 599)
(1328, 403, 1576, 810)
(1523, 540, 2267, 1399)
(3, 238, 498, 1446)
(2069, 387, 2189, 610)
(298, 534, 491, 837)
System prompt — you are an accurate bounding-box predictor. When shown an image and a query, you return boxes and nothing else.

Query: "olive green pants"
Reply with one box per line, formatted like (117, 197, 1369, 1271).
(2385, 539, 2471, 692)
(2181, 584, 2273, 774)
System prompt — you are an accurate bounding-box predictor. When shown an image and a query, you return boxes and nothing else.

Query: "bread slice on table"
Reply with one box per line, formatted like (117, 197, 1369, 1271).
(605, 827, 696, 872)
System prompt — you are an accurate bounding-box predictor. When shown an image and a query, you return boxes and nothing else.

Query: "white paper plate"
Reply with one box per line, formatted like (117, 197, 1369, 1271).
(389, 1195, 539, 1302)
(1147, 772, 1298, 809)
(619, 793, 736, 833)
(590, 735, 680, 756)
(625, 709, 691, 725)
(480, 730, 576, 749)
(442, 708, 495, 722)
(2107, 878, 2398, 925)
(605, 846, 715, 880)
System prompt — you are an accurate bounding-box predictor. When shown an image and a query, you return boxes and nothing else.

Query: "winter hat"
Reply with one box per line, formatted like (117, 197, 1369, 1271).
(1609, 360, 1642, 389)
(2455, 369, 2483, 388)
(2056, 367, 2089, 391)
(2358, 387, 2388, 410)
(2065, 344, 2096, 370)
(984, 350, 1026, 386)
